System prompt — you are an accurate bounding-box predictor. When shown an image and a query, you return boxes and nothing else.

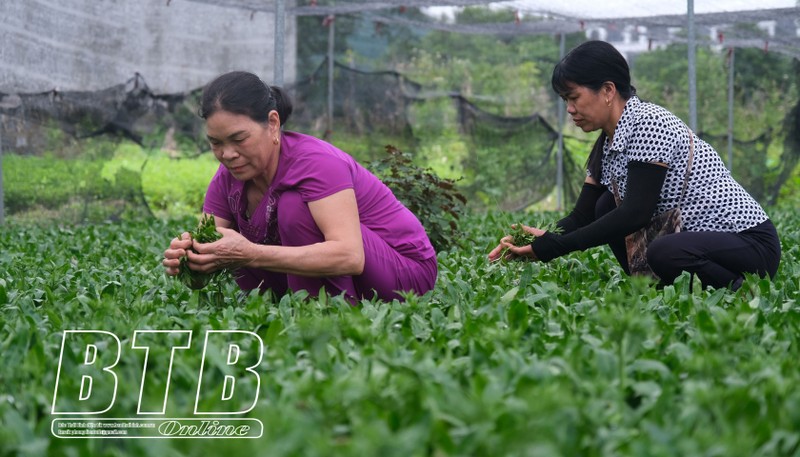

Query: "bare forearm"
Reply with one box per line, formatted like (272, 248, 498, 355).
(245, 241, 364, 277)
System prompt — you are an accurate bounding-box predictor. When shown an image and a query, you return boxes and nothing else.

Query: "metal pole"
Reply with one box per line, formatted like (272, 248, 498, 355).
(687, 0, 697, 131)
(274, 0, 286, 86)
(327, 16, 335, 137)
(727, 47, 735, 172)
(556, 33, 565, 211)
(0, 120, 4, 225)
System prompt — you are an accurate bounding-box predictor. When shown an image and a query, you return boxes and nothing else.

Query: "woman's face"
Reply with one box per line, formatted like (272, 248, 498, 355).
(560, 82, 612, 133)
(205, 110, 277, 181)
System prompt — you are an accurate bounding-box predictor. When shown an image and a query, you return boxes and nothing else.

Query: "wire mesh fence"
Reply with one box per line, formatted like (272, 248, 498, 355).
(1, 1, 798, 223)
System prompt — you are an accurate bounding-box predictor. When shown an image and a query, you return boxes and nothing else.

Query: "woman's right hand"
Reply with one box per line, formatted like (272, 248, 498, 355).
(162, 232, 193, 276)
(487, 224, 544, 262)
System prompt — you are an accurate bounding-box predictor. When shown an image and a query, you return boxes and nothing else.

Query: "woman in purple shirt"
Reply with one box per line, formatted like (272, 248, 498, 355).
(163, 71, 437, 301)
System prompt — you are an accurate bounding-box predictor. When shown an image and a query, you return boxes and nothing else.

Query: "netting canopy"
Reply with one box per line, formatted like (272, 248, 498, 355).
(1, 0, 798, 222)
(4, 0, 797, 93)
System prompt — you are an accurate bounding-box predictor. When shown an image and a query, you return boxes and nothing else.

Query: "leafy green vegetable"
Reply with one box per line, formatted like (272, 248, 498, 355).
(510, 222, 536, 245)
(500, 222, 561, 261)
(177, 213, 224, 289)
(0, 207, 798, 456)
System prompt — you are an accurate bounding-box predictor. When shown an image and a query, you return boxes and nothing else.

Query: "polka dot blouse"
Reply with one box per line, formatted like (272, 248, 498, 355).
(595, 96, 768, 233)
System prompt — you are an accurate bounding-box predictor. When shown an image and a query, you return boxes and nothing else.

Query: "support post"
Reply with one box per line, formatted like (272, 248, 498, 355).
(556, 32, 566, 212)
(274, 0, 286, 86)
(687, 0, 697, 131)
(0, 121, 4, 225)
(727, 47, 735, 172)
(327, 16, 335, 137)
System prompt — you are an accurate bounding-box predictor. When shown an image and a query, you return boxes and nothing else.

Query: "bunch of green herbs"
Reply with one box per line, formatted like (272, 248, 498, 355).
(500, 221, 562, 261)
(177, 213, 225, 289)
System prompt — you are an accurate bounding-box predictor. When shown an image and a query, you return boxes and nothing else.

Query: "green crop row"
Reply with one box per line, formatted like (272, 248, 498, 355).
(1, 155, 140, 214)
(0, 206, 798, 456)
(2, 151, 219, 219)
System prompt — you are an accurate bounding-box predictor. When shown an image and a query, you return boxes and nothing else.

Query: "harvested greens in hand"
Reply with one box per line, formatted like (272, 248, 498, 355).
(500, 222, 561, 261)
(510, 223, 536, 246)
(177, 214, 223, 289)
(499, 223, 535, 261)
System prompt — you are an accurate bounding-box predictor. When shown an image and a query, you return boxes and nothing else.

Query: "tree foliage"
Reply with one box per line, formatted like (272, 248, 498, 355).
(632, 44, 799, 202)
(295, 6, 800, 207)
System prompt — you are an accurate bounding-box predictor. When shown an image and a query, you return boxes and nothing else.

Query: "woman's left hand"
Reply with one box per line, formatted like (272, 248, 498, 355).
(186, 227, 254, 273)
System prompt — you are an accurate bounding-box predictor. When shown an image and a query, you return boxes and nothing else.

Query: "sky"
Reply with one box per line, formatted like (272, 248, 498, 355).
(424, 0, 798, 20)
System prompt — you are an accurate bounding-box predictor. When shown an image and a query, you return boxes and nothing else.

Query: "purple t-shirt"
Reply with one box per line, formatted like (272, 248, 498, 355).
(203, 131, 435, 263)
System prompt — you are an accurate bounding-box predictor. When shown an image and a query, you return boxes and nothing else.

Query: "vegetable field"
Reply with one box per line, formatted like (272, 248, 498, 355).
(1, 207, 799, 456)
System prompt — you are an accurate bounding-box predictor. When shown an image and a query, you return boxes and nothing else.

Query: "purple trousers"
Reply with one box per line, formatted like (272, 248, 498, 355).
(235, 190, 437, 302)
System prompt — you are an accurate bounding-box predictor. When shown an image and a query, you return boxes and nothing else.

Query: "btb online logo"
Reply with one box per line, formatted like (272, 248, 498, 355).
(51, 330, 264, 438)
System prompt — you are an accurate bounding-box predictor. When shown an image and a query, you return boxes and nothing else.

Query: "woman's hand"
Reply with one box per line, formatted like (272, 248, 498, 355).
(163, 232, 193, 276)
(487, 224, 546, 262)
(186, 227, 254, 273)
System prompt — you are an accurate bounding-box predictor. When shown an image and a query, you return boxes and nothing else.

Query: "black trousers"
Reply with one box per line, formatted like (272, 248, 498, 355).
(595, 191, 781, 289)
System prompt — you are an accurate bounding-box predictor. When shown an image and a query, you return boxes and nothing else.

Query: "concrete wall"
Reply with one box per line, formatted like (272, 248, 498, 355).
(0, 0, 297, 94)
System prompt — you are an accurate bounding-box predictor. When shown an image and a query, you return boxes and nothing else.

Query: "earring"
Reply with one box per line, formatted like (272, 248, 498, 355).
(605, 99, 610, 107)
(273, 137, 279, 145)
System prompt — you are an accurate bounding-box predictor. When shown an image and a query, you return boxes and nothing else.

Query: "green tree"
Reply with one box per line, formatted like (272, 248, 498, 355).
(373, 7, 588, 209)
(296, 10, 357, 78)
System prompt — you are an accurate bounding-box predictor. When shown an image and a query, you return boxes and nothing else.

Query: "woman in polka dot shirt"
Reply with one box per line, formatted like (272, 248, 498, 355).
(489, 40, 781, 290)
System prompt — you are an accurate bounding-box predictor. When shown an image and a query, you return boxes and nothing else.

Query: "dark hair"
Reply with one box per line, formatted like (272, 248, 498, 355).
(551, 40, 635, 99)
(199, 71, 293, 125)
(552, 41, 636, 181)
